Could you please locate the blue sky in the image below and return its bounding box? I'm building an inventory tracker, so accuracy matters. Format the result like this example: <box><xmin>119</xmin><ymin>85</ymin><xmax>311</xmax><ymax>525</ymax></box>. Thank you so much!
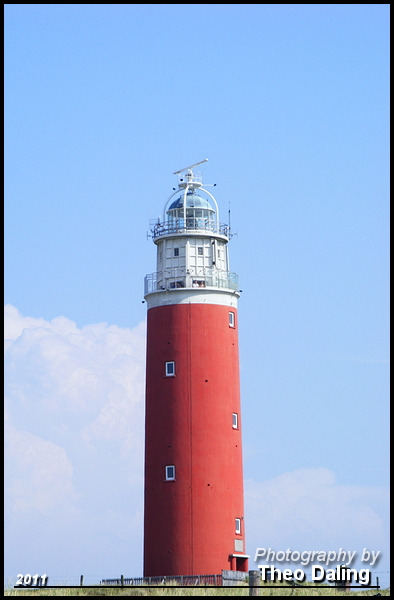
<box><xmin>5</xmin><ymin>4</ymin><xmax>390</xmax><ymax>587</ymax></box>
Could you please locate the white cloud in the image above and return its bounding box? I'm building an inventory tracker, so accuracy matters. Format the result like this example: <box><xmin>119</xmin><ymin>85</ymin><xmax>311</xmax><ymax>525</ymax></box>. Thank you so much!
<box><xmin>4</xmin><ymin>304</ymin><xmax>146</xmax><ymax>421</ymax></box>
<box><xmin>245</xmin><ymin>467</ymin><xmax>389</xmax><ymax>568</ymax></box>
<box><xmin>4</xmin><ymin>303</ymin><xmax>50</xmax><ymax>342</ymax></box>
<box><xmin>5</xmin><ymin>422</ymin><xmax>77</xmax><ymax>514</ymax></box>
<box><xmin>4</xmin><ymin>305</ymin><xmax>147</xmax><ymax>579</ymax></box>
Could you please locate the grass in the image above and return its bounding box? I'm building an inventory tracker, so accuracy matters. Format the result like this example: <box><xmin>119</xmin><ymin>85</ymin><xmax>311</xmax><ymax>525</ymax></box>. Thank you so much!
<box><xmin>4</xmin><ymin>581</ymin><xmax>390</xmax><ymax>597</ymax></box>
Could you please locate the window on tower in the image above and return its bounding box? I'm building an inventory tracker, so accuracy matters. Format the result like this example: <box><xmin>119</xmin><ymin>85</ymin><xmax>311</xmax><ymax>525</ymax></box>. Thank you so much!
<box><xmin>165</xmin><ymin>361</ymin><xmax>175</xmax><ymax>377</ymax></box>
<box><xmin>229</xmin><ymin>312</ymin><xmax>235</xmax><ymax>328</ymax></box>
<box><xmin>235</xmin><ymin>518</ymin><xmax>241</xmax><ymax>534</ymax></box>
<box><xmin>173</xmin><ymin>247</ymin><xmax>179</xmax><ymax>257</ymax></box>
<box><xmin>198</xmin><ymin>246</ymin><xmax>203</xmax><ymax>256</ymax></box>
<box><xmin>165</xmin><ymin>465</ymin><xmax>175</xmax><ymax>481</ymax></box>
<box><xmin>233</xmin><ymin>413</ymin><xmax>238</xmax><ymax>429</ymax></box>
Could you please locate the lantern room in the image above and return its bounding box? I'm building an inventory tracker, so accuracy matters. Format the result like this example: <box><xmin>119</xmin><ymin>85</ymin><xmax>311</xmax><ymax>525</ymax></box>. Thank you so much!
<box><xmin>166</xmin><ymin>190</ymin><xmax>216</xmax><ymax>232</ymax></box>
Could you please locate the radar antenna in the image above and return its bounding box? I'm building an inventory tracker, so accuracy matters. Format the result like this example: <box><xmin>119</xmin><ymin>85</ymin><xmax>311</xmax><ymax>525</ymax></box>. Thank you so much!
<box><xmin>173</xmin><ymin>159</ymin><xmax>208</xmax><ymax>175</ymax></box>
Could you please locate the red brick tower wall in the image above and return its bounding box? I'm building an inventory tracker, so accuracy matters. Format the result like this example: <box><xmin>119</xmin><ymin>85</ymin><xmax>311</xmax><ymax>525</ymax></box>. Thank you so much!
<box><xmin>144</xmin><ymin>302</ymin><xmax>247</xmax><ymax>576</ymax></box>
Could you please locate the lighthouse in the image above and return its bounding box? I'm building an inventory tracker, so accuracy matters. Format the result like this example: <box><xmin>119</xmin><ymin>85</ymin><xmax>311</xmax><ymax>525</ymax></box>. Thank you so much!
<box><xmin>143</xmin><ymin>160</ymin><xmax>248</xmax><ymax>577</ymax></box>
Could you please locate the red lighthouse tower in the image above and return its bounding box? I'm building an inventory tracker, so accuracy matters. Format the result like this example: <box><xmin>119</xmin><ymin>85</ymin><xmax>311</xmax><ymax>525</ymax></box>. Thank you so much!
<box><xmin>144</xmin><ymin>160</ymin><xmax>248</xmax><ymax>577</ymax></box>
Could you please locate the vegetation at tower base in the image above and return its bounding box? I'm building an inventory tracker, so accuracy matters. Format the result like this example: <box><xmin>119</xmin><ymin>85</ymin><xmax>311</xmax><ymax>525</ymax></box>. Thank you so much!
<box><xmin>5</xmin><ymin>581</ymin><xmax>390</xmax><ymax>596</ymax></box>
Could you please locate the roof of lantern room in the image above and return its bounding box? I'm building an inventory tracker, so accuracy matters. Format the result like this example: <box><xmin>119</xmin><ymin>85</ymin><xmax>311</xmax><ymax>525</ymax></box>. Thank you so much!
<box><xmin>168</xmin><ymin>190</ymin><xmax>215</xmax><ymax>213</ymax></box>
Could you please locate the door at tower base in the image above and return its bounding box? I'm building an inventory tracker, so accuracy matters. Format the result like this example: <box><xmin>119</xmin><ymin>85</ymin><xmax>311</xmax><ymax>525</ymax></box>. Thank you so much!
<box><xmin>144</xmin><ymin>302</ymin><xmax>247</xmax><ymax>577</ymax></box>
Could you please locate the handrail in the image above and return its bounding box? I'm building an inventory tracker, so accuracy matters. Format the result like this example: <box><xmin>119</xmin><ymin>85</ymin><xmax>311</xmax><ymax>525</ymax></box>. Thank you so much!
<box><xmin>144</xmin><ymin>269</ymin><xmax>239</xmax><ymax>295</ymax></box>
<box><xmin>149</xmin><ymin>219</ymin><xmax>229</xmax><ymax>239</ymax></box>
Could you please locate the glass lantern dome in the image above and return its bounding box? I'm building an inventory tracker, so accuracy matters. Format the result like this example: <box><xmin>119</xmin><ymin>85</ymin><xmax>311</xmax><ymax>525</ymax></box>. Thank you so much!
<box><xmin>167</xmin><ymin>190</ymin><xmax>215</xmax><ymax>231</ymax></box>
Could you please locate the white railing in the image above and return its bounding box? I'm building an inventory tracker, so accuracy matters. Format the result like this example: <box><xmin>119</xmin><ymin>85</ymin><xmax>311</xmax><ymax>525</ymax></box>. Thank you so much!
<box><xmin>144</xmin><ymin>269</ymin><xmax>239</xmax><ymax>295</ymax></box>
<box><xmin>177</xmin><ymin>171</ymin><xmax>203</xmax><ymax>186</ymax></box>
<box><xmin>149</xmin><ymin>219</ymin><xmax>229</xmax><ymax>239</ymax></box>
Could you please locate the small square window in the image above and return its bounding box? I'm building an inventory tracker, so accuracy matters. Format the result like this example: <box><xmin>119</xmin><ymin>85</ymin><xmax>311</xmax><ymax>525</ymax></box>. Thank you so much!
<box><xmin>174</xmin><ymin>247</ymin><xmax>179</xmax><ymax>257</ymax></box>
<box><xmin>229</xmin><ymin>312</ymin><xmax>235</xmax><ymax>328</ymax></box>
<box><xmin>235</xmin><ymin>518</ymin><xmax>241</xmax><ymax>534</ymax></box>
<box><xmin>166</xmin><ymin>465</ymin><xmax>175</xmax><ymax>481</ymax></box>
<box><xmin>165</xmin><ymin>361</ymin><xmax>175</xmax><ymax>376</ymax></box>
<box><xmin>198</xmin><ymin>247</ymin><xmax>203</xmax><ymax>256</ymax></box>
<box><xmin>233</xmin><ymin>413</ymin><xmax>238</xmax><ymax>429</ymax></box>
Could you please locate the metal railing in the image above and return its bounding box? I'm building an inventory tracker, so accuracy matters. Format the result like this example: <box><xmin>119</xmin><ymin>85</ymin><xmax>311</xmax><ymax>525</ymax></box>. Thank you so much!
<box><xmin>149</xmin><ymin>219</ymin><xmax>229</xmax><ymax>239</ymax></box>
<box><xmin>177</xmin><ymin>170</ymin><xmax>203</xmax><ymax>186</ymax></box>
<box><xmin>144</xmin><ymin>269</ymin><xmax>239</xmax><ymax>295</ymax></box>
<box><xmin>101</xmin><ymin>574</ymin><xmax>222</xmax><ymax>586</ymax></box>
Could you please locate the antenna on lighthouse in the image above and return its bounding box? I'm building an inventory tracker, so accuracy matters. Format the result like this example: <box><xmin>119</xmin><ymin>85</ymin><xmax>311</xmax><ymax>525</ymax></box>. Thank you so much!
<box><xmin>173</xmin><ymin>158</ymin><xmax>208</xmax><ymax>175</ymax></box>
<box><xmin>174</xmin><ymin>159</ymin><xmax>208</xmax><ymax>189</ymax></box>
